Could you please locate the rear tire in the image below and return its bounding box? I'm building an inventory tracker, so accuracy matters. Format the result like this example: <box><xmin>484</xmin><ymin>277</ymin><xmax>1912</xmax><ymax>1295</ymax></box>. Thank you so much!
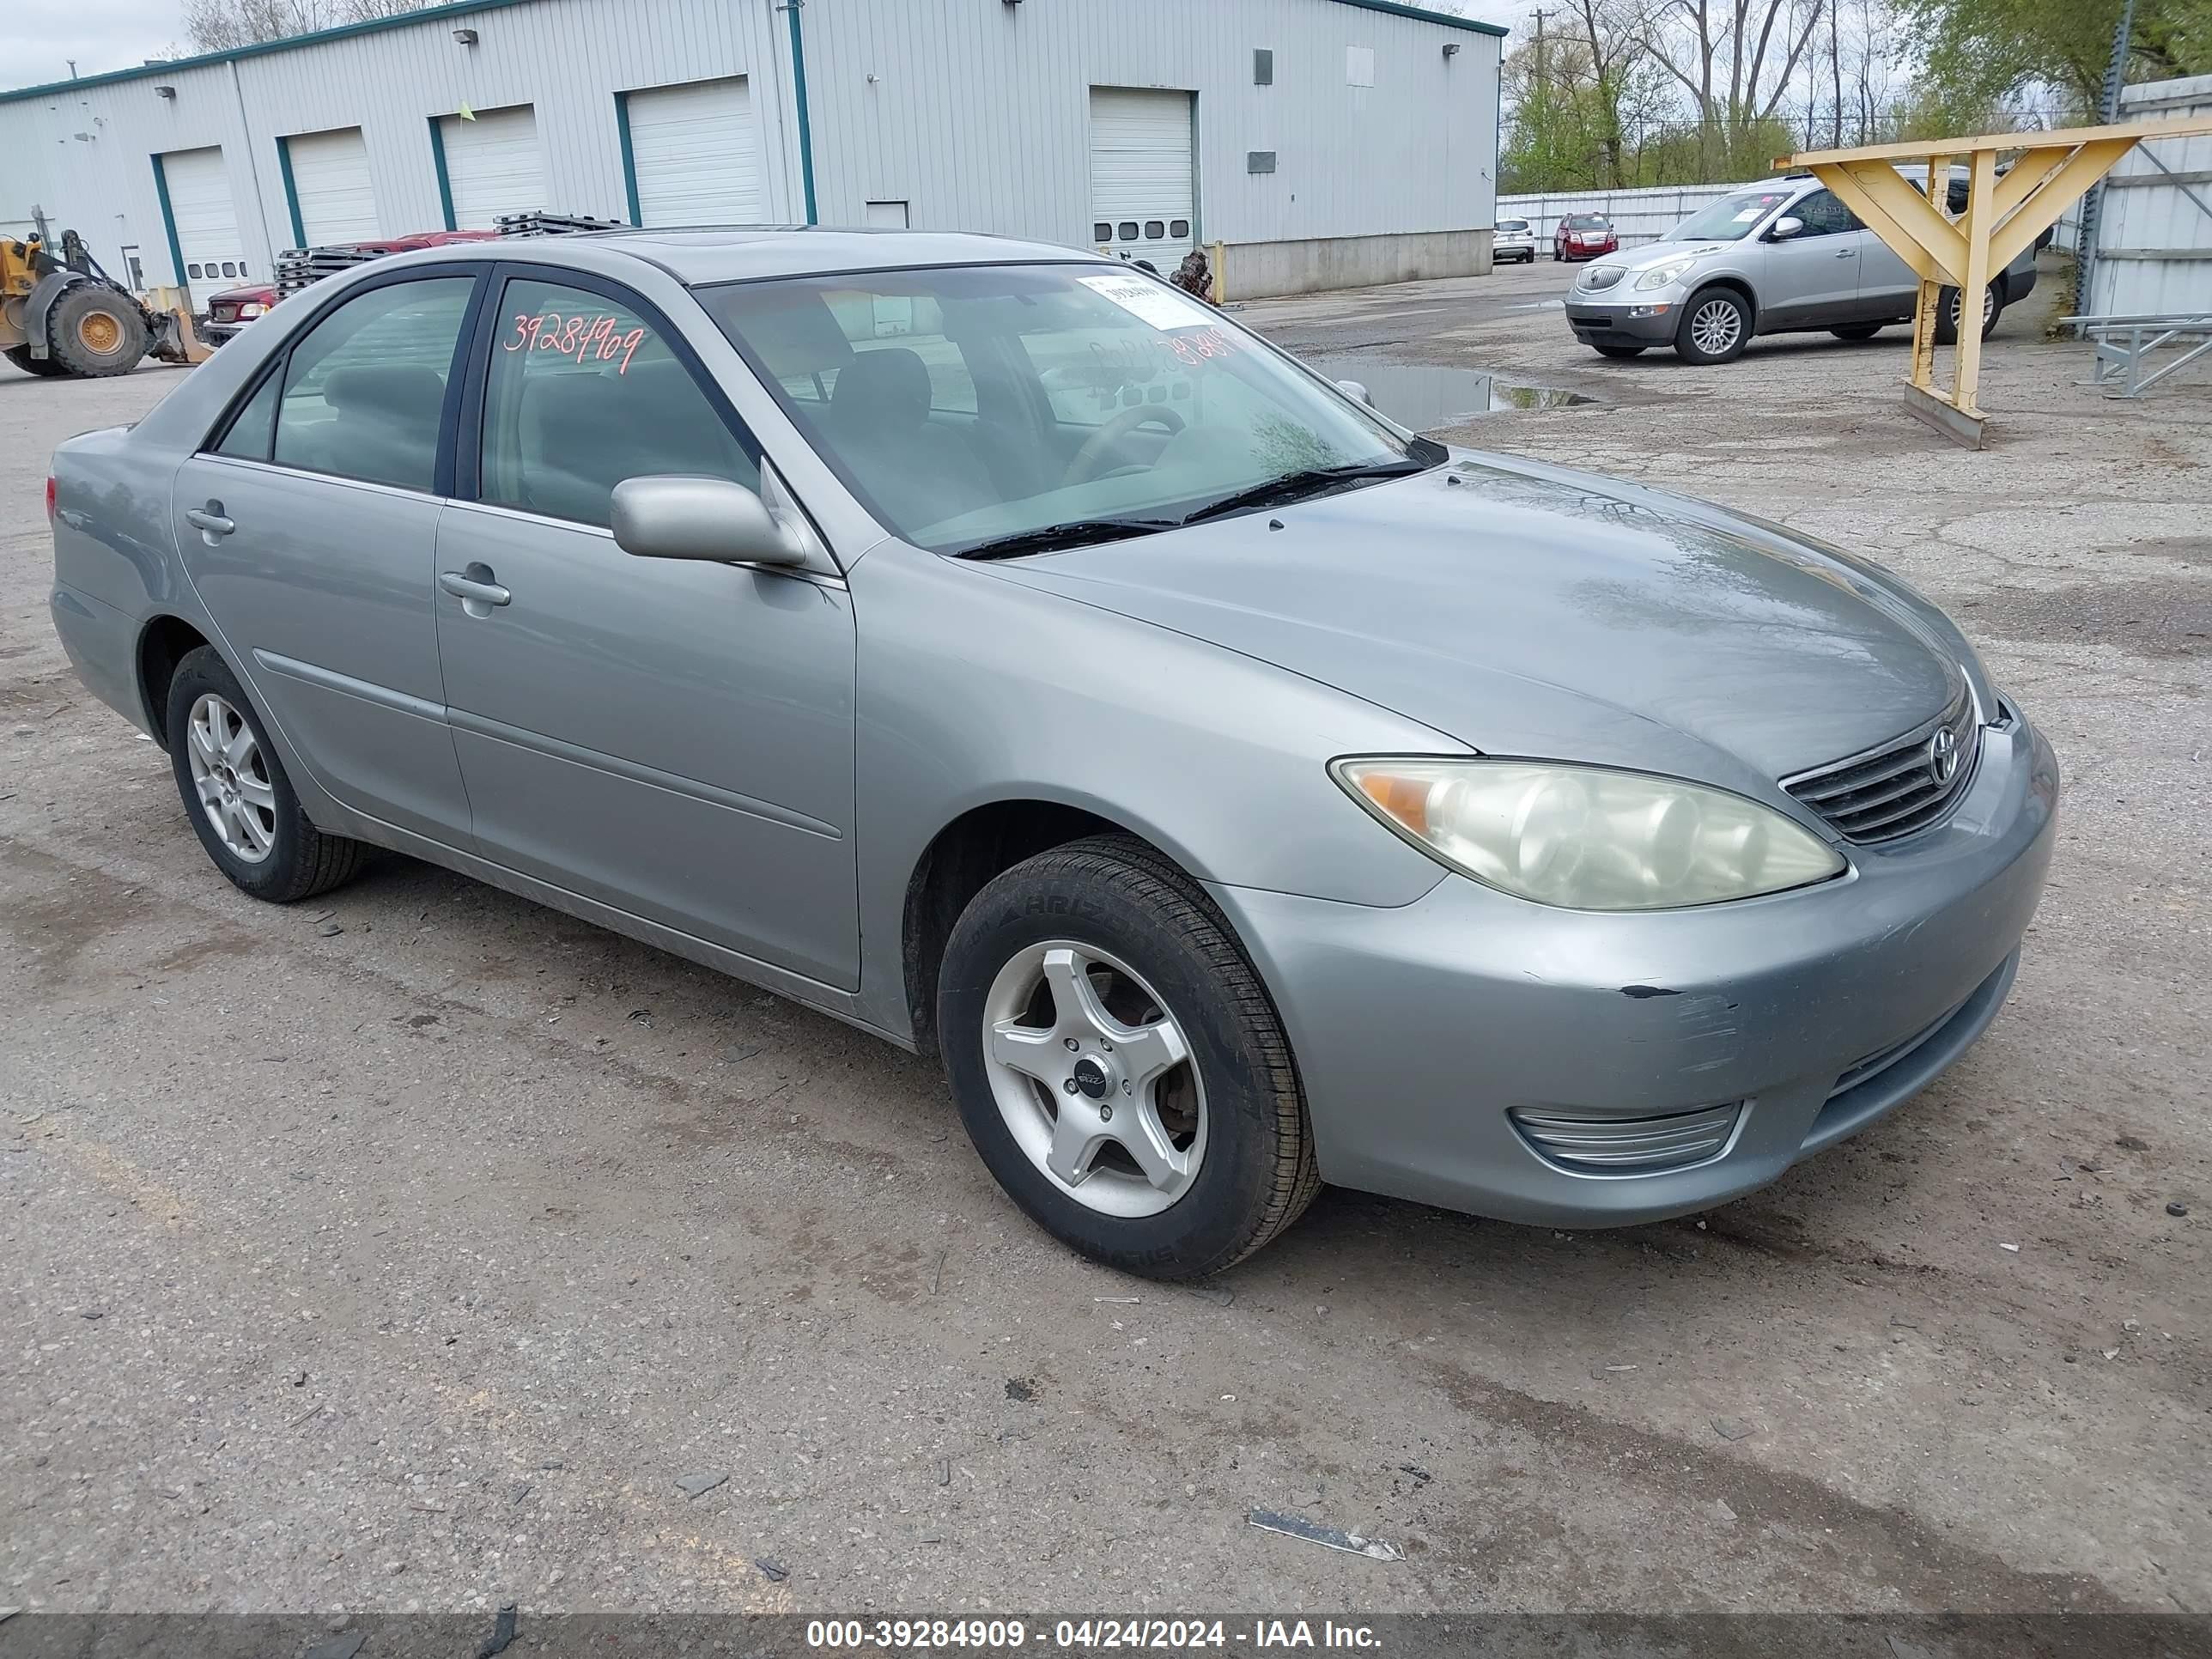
<box><xmin>165</xmin><ymin>646</ymin><xmax>368</xmax><ymax>904</ymax></box>
<box><xmin>939</xmin><ymin>834</ymin><xmax>1321</xmax><ymax>1279</ymax></box>
<box><xmin>1594</xmin><ymin>343</ymin><xmax>1647</xmax><ymax>359</ymax></box>
<box><xmin>1932</xmin><ymin>283</ymin><xmax>2000</xmax><ymax>345</ymax></box>
<box><xmin>1830</xmin><ymin>324</ymin><xmax>1884</xmax><ymax>341</ymax></box>
<box><xmin>4</xmin><ymin>345</ymin><xmax>67</xmax><ymax>378</ymax></box>
<box><xmin>1675</xmin><ymin>288</ymin><xmax>1751</xmax><ymax>364</ymax></box>
<box><xmin>46</xmin><ymin>286</ymin><xmax>149</xmax><ymax>378</ymax></box>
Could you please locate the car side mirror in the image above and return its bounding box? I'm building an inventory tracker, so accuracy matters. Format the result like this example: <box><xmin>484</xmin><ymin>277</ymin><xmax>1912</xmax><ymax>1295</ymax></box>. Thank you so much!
<box><xmin>1768</xmin><ymin>216</ymin><xmax>1806</xmax><ymax>241</ymax></box>
<box><xmin>610</xmin><ymin>475</ymin><xmax>806</xmax><ymax>568</ymax></box>
<box><xmin>1334</xmin><ymin>378</ymin><xmax>1375</xmax><ymax>407</ymax></box>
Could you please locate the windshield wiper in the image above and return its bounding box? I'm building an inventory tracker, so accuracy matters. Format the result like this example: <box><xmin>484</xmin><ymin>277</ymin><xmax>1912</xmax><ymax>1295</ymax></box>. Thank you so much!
<box><xmin>953</xmin><ymin>518</ymin><xmax>1183</xmax><ymax>561</ymax></box>
<box><xmin>1178</xmin><ymin>459</ymin><xmax>1431</xmax><ymax>526</ymax></box>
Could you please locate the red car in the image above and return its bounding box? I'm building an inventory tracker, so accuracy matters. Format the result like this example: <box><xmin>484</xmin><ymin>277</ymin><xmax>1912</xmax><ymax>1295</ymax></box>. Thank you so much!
<box><xmin>1553</xmin><ymin>213</ymin><xmax>1618</xmax><ymax>262</ymax></box>
<box><xmin>198</xmin><ymin>282</ymin><xmax>280</xmax><ymax>349</ymax></box>
<box><xmin>201</xmin><ymin>229</ymin><xmax>501</xmax><ymax>347</ymax></box>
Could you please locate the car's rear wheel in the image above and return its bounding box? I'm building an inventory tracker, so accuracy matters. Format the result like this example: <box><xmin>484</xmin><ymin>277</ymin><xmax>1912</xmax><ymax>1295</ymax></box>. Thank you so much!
<box><xmin>1594</xmin><ymin>343</ymin><xmax>1647</xmax><ymax>359</ymax></box>
<box><xmin>1830</xmin><ymin>324</ymin><xmax>1885</xmax><ymax>341</ymax></box>
<box><xmin>1675</xmin><ymin>289</ymin><xmax>1751</xmax><ymax>364</ymax></box>
<box><xmin>1932</xmin><ymin>283</ymin><xmax>2000</xmax><ymax>345</ymax></box>
<box><xmin>165</xmin><ymin>646</ymin><xmax>368</xmax><ymax>903</ymax></box>
<box><xmin>939</xmin><ymin>835</ymin><xmax>1320</xmax><ymax>1279</ymax></box>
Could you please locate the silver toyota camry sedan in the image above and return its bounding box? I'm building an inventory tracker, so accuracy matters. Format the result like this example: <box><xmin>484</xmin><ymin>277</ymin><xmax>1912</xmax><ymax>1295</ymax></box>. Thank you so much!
<box><xmin>46</xmin><ymin>229</ymin><xmax>2057</xmax><ymax>1278</ymax></box>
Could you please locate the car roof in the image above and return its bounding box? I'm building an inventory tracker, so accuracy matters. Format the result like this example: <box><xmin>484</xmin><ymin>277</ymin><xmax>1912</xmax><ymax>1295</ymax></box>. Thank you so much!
<box><xmin>375</xmin><ymin>225</ymin><xmax>1111</xmax><ymax>285</ymax></box>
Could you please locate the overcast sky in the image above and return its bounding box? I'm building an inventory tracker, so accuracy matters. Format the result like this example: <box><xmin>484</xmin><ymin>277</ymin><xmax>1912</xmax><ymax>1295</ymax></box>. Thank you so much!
<box><xmin>3</xmin><ymin>0</ymin><xmax>1534</xmax><ymax>89</ymax></box>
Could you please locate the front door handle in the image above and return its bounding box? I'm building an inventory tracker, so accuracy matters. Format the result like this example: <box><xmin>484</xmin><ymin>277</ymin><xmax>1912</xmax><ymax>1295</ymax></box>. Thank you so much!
<box><xmin>440</xmin><ymin>566</ymin><xmax>512</xmax><ymax>617</ymax></box>
<box><xmin>1834</xmin><ymin>248</ymin><xmax>1856</xmax><ymax>259</ymax></box>
<box><xmin>185</xmin><ymin>502</ymin><xmax>234</xmax><ymax>540</ymax></box>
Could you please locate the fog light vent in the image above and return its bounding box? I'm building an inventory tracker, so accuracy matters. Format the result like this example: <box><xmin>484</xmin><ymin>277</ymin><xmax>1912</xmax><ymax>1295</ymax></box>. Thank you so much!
<box><xmin>1510</xmin><ymin>1103</ymin><xmax>1741</xmax><ymax>1174</ymax></box>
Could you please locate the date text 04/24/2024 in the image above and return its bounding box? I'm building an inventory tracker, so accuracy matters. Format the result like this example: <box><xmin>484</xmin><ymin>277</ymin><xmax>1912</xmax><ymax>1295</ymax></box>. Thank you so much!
<box><xmin>804</xmin><ymin>1619</ymin><xmax>1383</xmax><ymax>1650</ymax></box>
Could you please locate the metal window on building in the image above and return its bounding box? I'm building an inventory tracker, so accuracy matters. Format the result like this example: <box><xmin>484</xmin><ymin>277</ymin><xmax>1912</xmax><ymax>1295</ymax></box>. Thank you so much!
<box><xmin>1254</xmin><ymin>48</ymin><xmax>1273</xmax><ymax>86</ymax></box>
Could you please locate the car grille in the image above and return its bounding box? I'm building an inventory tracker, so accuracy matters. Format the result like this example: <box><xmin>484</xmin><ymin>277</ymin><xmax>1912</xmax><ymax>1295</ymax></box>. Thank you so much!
<box><xmin>1510</xmin><ymin>1103</ymin><xmax>1742</xmax><ymax>1174</ymax></box>
<box><xmin>1581</xmin><ymin>265</ymin><xmax>1626</xmax><ymax>291</ymax></box>
<box><xmin>1783</xmin><ymin>684</ymin><xmax>1978</xmax><ymax>843</ymax></box>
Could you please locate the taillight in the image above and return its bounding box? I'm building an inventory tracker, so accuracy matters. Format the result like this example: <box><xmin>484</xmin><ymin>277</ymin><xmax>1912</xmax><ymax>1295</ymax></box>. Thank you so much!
<box><xmin>46</xmin><ymin>477</ymin><xmax>58</xmax><ymax>520</ymax></box>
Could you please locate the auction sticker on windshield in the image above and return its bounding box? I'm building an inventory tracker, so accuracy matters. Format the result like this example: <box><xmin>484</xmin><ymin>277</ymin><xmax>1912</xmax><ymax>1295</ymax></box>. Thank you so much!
<box><xmin>1079</xmin><ymin>272</ymin><xmax>1217</xmax><ymax>332</ymax></box>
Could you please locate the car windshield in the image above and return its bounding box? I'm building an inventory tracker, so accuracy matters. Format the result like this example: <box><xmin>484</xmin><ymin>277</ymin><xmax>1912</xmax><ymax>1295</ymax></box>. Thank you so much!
<box><xmin>1568</xmin><ymin>216</ymin><xmax>1609</xmax><ymax>228</ymax></box>
<box><xmin>1664</xmin><ymin>189</ymin><xmax>1794</xmax><ymax>243</ymax></box>
<box><xmin>1498</xmin><ymin>219</ymin><xmax>1529</xmax><ymax>232</ymax></box>
<box><xmin>697</xmin><ymin>264</ymin><xmax>1424</xmax><ymax>553</ymax></box>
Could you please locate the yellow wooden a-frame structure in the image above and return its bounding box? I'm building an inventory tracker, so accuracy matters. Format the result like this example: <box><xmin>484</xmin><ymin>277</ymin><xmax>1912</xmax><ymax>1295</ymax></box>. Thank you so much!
<box><xmin>1784</xmin><ymin>119</ymin><xmax>2212</xmax><ymax>447</ymax></box>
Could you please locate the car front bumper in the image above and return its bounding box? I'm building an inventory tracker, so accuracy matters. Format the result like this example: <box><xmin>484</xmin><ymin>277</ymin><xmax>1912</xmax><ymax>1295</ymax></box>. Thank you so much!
<box><xmin>1207</xmin><ymin>710</ymin><xmax>2059</xmax><ymax>1227</ymax></box>
<box><xmin>1566</xmin><ymin>295</ymin><xmax>1686</xmax><ymax>345</ymax></box>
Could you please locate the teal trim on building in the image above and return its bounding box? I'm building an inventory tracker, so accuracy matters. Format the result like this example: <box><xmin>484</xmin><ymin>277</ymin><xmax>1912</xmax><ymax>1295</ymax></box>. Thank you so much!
<box><xmin>782</xmin><ymin>0</ymin><xmax>817</xmax><ymax>225</ymax></box>
<box><xmin>1</xmin><ymin>0</ymin><xmax>542</xmax><ymax>104</ymax></box>
<box><xmin>428</xmin><ymin>117</ymin><xmax>457</xmax><ymax>231</ymax></box>
<box><xmin>614</xmin><ymin>90</ymin><xmax>643</xmax><ymax>226</ymax></box>
<box><xmin>150</xmin><ymin>153</ymin><xmax>187</xmax><ymax>287</ymax></box>
<box><xmin>1332</xmin><ymin>0</ymin><xmax>1507</xmax><ymax>35</ymax></box>
<box><xmin>275</xmin><ymin>135</ymin><xmax>307</xmax><ymax>248</ymax></box>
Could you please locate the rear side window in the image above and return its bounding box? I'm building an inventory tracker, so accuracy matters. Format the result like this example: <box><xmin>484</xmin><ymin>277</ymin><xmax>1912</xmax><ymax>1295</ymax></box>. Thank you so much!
<box><xmin>264</xmin><ymin>276</ymin><xmax>475</xmax><ymax>492</ymax></box>
<box><xmin>477</xmin><ymin>276</ymin><xmax>758</xmax><ymax>529</ymax></box>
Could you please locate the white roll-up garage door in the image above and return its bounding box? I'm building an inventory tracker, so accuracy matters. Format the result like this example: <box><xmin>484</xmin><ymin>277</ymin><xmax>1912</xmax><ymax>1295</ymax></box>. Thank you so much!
<box><xmin>1088</xmin><ymin>88</ymin><xmax>1196</xmax><ymax>266</ymax></box>
<box><xmin>439</xmin><ymin>105</ymin><xmax>544</xmax><ymax>229</ymax></box>
<box><xmin>286</xmin><ymin>127</ymin><xmax>379</xmax><ymax>246</ymax></box>
<box><xmin>160</xmin><ymin>145</ymin><xmax>249</xmax><ymax>289</ymax></box>
<box><xmin>624</xmin><ymin>77</ymin><xmax>763</xmax><ymax>228</ymax></box>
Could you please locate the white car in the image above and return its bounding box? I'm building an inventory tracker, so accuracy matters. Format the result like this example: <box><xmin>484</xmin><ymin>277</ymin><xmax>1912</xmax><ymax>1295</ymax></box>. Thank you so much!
<box><xmin>1494</xmin><ymin>217</ymin><xmax>1536</xmax><ymax>264</ymax></box>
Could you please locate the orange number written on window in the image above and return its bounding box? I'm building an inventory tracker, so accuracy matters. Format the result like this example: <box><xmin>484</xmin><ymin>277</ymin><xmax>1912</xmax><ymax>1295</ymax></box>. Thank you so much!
<box><xmin>504</xmin><ymin>310</ymin><xmax>649</xmax><ymax>373</ymax></box>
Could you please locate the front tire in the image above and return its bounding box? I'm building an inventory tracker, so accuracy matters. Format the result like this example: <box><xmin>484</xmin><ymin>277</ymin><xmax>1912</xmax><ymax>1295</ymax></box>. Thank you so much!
<box><xmin>1675</xmin><ymin>288</ymin><xmax>1751</xmax><ymax>364</ymax></box>
<box><xmin>165</xmin><ymin>646</ymin><xmax>368</xmax><ymax>903</ymax></box>
<box><xmin>939</xmin><ymin>835</ymin><xmax>1320</xmax><ymax>1279</ymax></box>
<box><xmin>46</xmin><ymin>286</ymin><xmax>149</xmax><ymax>378</ymax></box>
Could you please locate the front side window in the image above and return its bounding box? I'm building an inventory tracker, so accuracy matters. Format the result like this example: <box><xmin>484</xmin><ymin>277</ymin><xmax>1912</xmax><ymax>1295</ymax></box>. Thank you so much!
<box><xmin>1787</xmin><ymin>189</ymin><xmax>1860</xmax><ymax>238</ymax></box>
<box><xmin>700</xmin><ymin>264</ymin><xmax>1422</xmax><ymax>554</ymax></box>
<box><xmin>478</xmin><ymin>276</ymin><xmax>757</xmax><ymax>528</ymax></box>
<box><xmin>267</xmin><ymin>275</ymin><xmax>475</xmax><ymax>491</ymax></box>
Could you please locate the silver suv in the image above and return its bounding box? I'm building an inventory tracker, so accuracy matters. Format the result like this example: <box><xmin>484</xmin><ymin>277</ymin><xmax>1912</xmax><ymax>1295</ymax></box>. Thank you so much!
<box><xmin>1565</xmin><ymin>171</ymin><xmax>2039</xmax><ymax>364</ymax></box>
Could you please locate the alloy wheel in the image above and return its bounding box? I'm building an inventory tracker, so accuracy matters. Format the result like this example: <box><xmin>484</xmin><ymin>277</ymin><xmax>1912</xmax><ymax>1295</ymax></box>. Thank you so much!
<box><xmin>186</xmin><ymin>693</ymin><xmax>276</xmax><ymax>863</ymax></box>
<box><xmin>981</xmin><ymin>939</ymin><xmax>1206</xmax><ymax>1218</ymax></box>
<box><xmin>1690</xmin><ymin>298</ymin><xmax>1742</xmax><ymax>357</ymax></box>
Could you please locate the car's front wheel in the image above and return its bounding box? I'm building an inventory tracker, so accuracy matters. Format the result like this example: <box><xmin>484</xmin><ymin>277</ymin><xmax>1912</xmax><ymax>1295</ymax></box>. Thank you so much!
<box><xmin>1675</xmin><ymin>288</ymin><xmax>1751</xmax><ymax>364</ymax></box>
<box><xmin>165</xmin><ymin>646</ymin><xmax>368</xmax><ymax>903</ymax></box>
<box><xmin>939</xmin><ymin>835</ymin><xmax>1320</xmax><ymax>1279</ymax></box>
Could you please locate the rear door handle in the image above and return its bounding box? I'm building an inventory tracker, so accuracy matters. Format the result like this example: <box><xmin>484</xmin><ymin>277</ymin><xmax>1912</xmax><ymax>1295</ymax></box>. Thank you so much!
<box><xmin>185</xmin><ymin>504</ymin><xmax>234</xmax><ymax>538</ymax></box>
<box><xmin>439</xmin><ymin>567</ymin><xmax>512</xmax><ymax>617</ymax></box>
<box><xmin>1834</xmin><ymin>248</ymin><xmax>1856</xmax><ymax>259</ymax></box>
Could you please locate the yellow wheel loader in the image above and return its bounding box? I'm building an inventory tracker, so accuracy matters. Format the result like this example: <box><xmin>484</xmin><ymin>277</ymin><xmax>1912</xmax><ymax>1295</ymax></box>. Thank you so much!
<box><xmin>3</xmin><ymin>227</ymin><xmax>191</xmax><ymax>379</ymax></box>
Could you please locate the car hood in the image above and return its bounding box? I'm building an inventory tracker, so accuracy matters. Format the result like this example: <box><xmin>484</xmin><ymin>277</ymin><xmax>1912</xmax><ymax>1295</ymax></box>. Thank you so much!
<box><xmin>1583</xmin><ymin>240</ymin><xmax>1728</xmax><ymax>282</ymax></box>
<box><xmin>990</xmin><ymin>452</ymin><xmax>1968</xmax><ymax>791</ymax></box>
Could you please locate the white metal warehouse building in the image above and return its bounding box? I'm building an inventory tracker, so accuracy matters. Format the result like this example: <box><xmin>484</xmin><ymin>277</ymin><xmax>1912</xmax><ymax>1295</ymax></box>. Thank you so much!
<box><xmin>0</xmin><ymin>0</ymin><xmax>1503</xmax><ymax>305</ymax></box>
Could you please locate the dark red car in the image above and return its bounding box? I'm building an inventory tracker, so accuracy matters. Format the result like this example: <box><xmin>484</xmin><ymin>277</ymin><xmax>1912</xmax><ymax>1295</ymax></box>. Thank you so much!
<box><xmin>1553</xmin><ymin>213</ymin><xmax>1618</xmax><ymax>263</ymax></box>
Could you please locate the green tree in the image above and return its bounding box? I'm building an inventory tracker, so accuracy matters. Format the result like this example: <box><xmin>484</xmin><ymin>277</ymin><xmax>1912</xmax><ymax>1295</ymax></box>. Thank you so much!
<box><xmin>1895</xmin><ymin>0</ymin><xmax>2212</xmax><ymax>120</ymax></box>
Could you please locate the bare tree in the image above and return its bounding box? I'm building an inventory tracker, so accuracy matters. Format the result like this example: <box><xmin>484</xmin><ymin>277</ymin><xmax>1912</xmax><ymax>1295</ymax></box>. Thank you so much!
<box><xmin>1640</xmin><ymin>0</ymin><xmax>1829</xmax><ymax>173</ymax></box>
<box><xmin>184</xmin><ymin>0</ymin><xmax>434</xmax><ymax>50</ymax></box>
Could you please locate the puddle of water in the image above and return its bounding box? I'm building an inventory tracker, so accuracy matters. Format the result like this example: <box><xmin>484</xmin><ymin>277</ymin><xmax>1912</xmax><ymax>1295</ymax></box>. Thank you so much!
<box><xmin>1316</xmin><ymin>360</ymin><xmax>1593</xmax><ymax>427</ymax></box>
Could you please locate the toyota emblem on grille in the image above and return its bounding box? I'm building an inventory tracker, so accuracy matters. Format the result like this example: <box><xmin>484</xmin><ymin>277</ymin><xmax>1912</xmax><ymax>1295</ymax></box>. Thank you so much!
<box><xmin>1927</xmin><ymin>725</ymin><xmax>1960</xmax><ymax>786</ymax></box>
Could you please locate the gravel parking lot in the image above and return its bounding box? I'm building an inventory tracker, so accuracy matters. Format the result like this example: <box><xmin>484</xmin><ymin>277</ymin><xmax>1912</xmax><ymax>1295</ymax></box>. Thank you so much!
<box><xmin>3</xmin><ymin>254</ymin><xmax>2206</xmax><ymax>1621</ymax></box>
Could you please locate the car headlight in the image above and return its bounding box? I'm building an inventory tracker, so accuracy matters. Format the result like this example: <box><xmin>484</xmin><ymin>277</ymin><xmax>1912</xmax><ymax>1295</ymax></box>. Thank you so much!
<box><xmin>238</xmin><ymin>303</ymin><xmax>267</xmax><ymax>319</ymax></box>
<box><xmin>1636</xmin><ymin>258</ymin><xmax>1698</xmax><ymax>290</ymax></box>
<box><xmin>1333</xmin><ymin>758</ymin><xmax>1845</xmax><ymax>910</ymax></box>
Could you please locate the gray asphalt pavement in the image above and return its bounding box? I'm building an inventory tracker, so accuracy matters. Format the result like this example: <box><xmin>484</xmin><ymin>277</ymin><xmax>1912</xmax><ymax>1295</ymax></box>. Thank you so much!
<box><xmin>2</xmin><ymin>254</ymin><xmax>2206</xmax><ymax>1620</ymax></box>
